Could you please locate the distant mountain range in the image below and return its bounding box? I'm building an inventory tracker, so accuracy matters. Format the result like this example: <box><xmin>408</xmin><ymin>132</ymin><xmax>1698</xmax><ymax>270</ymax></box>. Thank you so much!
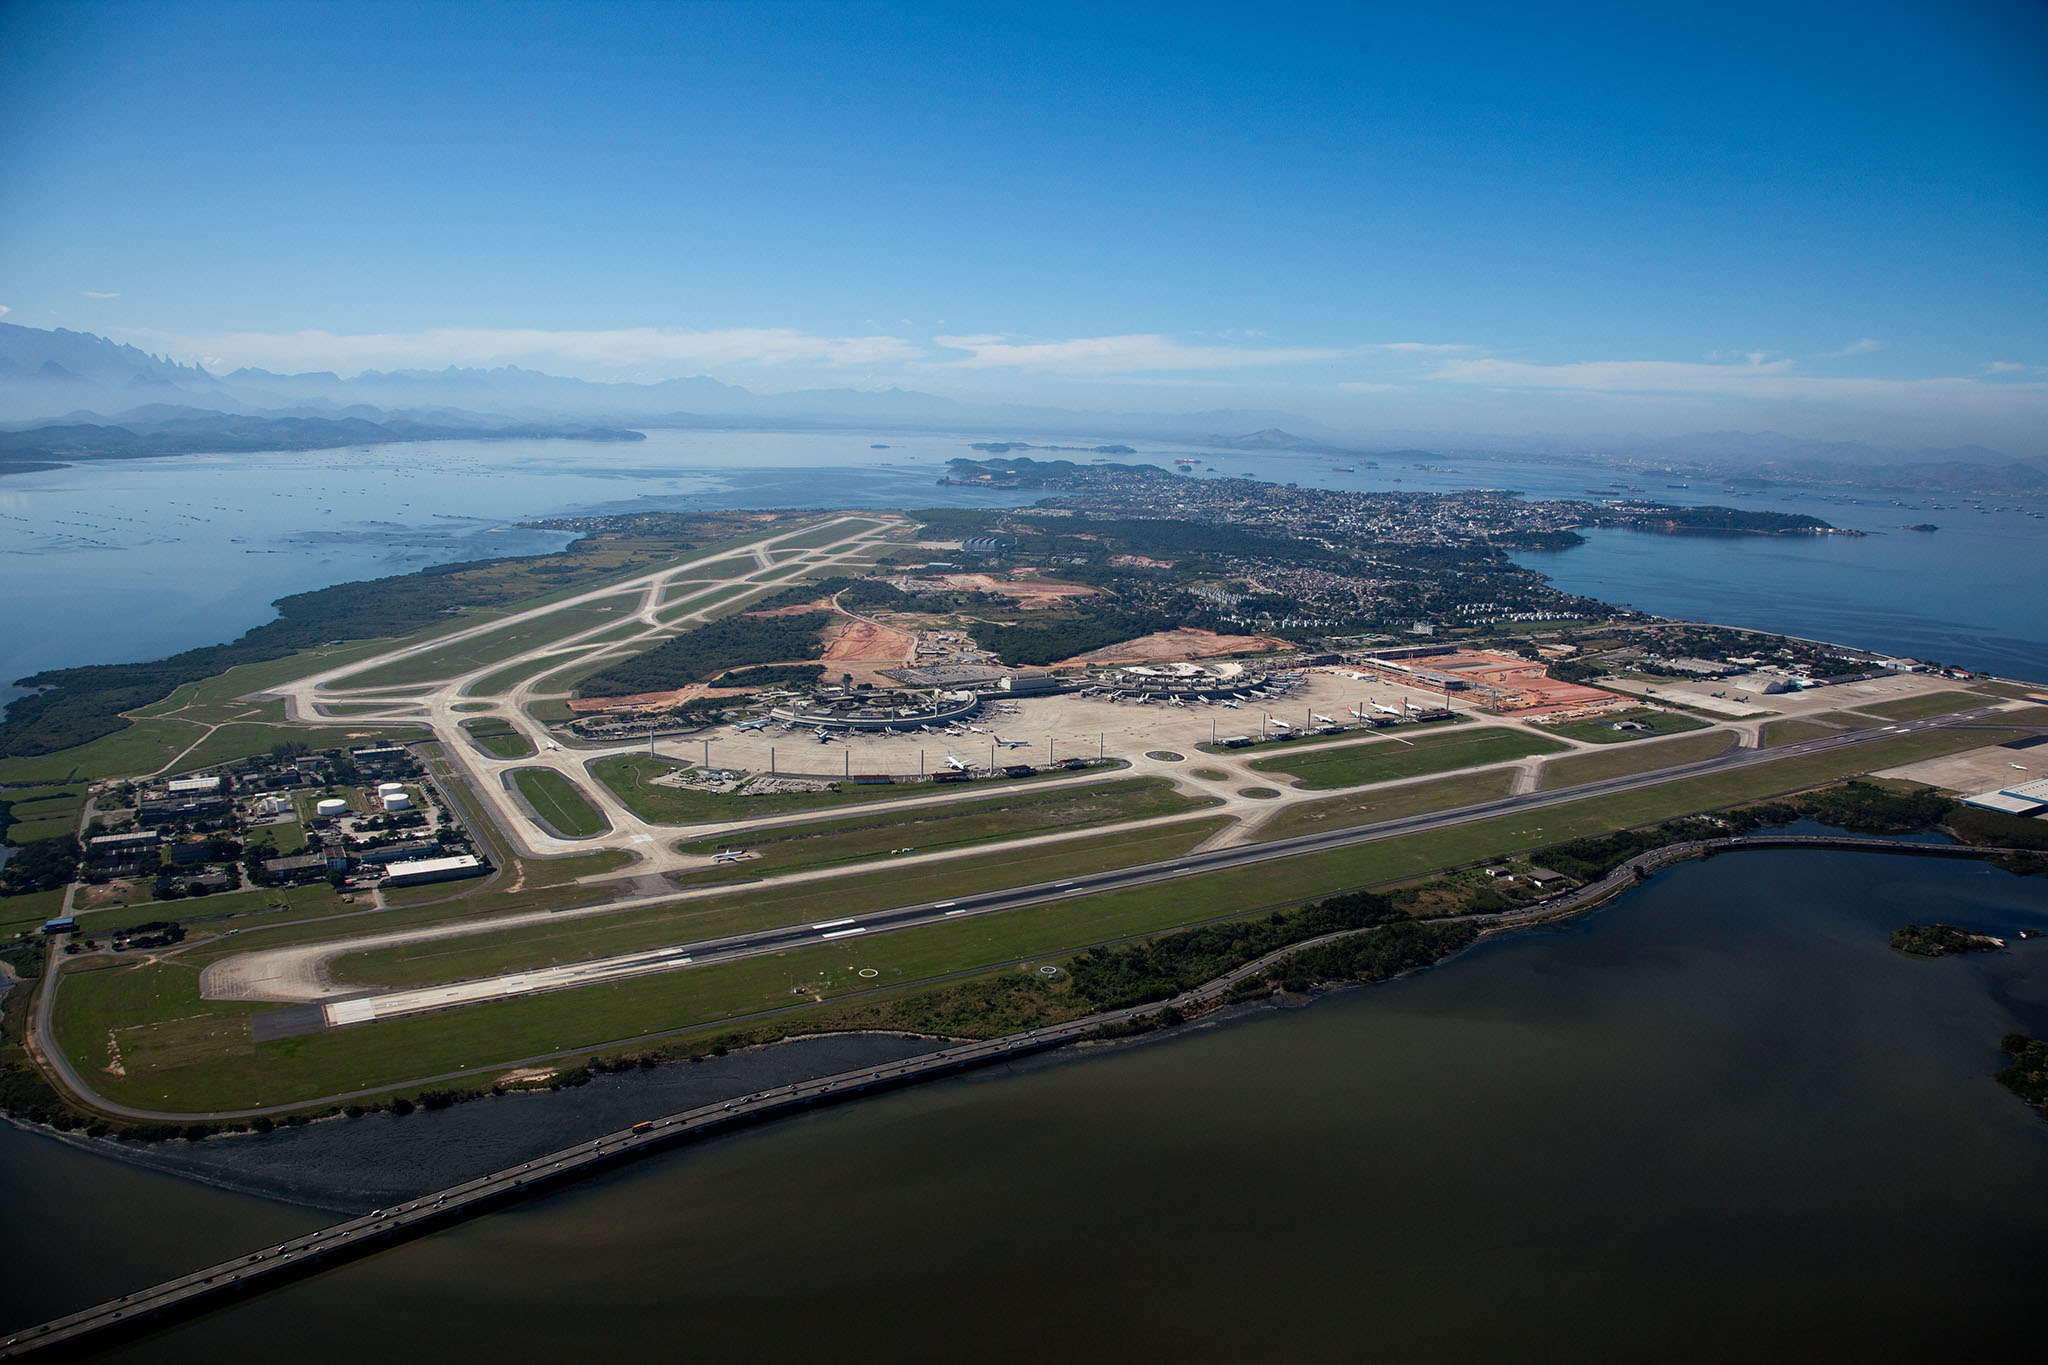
<box><xmin>0</xmin><ymin>322</ymin><xmax>2039</xmax><ymax>493</ymax></box>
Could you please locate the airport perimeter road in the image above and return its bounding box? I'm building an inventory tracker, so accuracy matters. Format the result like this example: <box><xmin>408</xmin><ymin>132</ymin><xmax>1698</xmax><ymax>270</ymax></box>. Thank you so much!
<box><xmin>235</xmin><ymin>705</ymin><xmax>2033</xmax><ymax>1030</ymax></box>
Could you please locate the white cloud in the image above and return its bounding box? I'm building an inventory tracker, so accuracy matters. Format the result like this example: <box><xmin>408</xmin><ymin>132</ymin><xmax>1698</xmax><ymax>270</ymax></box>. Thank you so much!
<box><xmin>1819</xmin><ymin>337</ymin><xmax>1883</xmax><ymax>358</ymax></box>
<box><xmin>931</xmin><ymin>332</ymin><xmax>1356</xmax><ymax>373</ymax></box>
<box><xmin>130</xmin><ymin>325</ymin><xmax>921</xmax><ymax>377</ymax></box>
<box><xmin>0</xmin><ymin>304</ymin><xmax>9</xmax><ymax>317</ymax></box>
<box><xmin>1374</xmin><ymin>341</ymin><xmax>1472</xmax><ymax>353</ymax></box>
<box><xmin>82</xmin><ymin>290</ymin><xmax>119</xmax><ymax>299</ymax></box>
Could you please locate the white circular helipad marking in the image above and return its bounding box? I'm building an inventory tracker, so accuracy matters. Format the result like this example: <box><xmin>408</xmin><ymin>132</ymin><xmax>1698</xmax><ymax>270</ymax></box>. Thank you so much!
<box><xmin>858</xmin><ymin>968</ymin><xmax>879</xmax><ymax>978</ymax></box>
<box><xmin>1038</xmin><ymin>965</ymin><xmax>1060</xmax><ymax>977</ymax></box>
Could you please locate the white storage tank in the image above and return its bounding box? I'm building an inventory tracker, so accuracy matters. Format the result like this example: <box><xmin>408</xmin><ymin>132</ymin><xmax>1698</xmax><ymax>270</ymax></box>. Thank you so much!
<box><xmin>381</xmin><ymin>792</ymin><xmax>412</xmax><ymax>812</ymax></box>
<box><xmin>376</xmin><ymin>781</ymin><xmax>406</xmax><ymax>797</ymax></box>
<box><xmin>315</xmin><ymin>798</ymin><xmax>350</xmax><ymax>818</ymax></box>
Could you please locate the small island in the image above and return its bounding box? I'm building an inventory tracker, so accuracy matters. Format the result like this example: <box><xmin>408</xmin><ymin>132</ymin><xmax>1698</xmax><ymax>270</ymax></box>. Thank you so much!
<box><xmin>1889</xmin><ymin>923</ymin><xmax>2006</xmax><ymax>956</ymax></box>
<box><xmin>1998</xmin><ymin>1035</ymin><xmax>2048</xmax><ymax>1122</ymax></box>
<box><xmin>1903</xmin><ymin>523</ymin><xmax>1938</xmax><ymax>532</ymax></box>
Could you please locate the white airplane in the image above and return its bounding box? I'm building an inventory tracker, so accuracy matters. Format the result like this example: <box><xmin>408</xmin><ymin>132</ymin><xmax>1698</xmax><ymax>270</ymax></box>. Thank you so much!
<box><xmin>968</xmin><ymin>725</ymin><xmax>988</xmax><ymax>733</ymax></box>
<box><xmin>1371</xmin><ymin>701</ymin><xmax>1403</xmax><ymax>716</ymax></box>
<box><xmin>945</xmin><ymin>755</ymin><xmax>970</xmax><ymax>771</ymax></box>
<box><xmin>1221</xmin><ymin>699</ymin><xmax>1240</xmax><ymax>709</ymax></box>
<box><xmin>1169</xmin><ymin>695</ymin><xmax>1186</xmax><ymax>707</ymax></box>
<box><xmin>814</xmin><ymin>727</ymin><xmax>836</xmax><ymax>743</ymax></box>
<box><xmin>1268</xmin><ymin>717</ymin><xmax>1293</xmax><ymax>731</ymax></box>
<box><xmin>711</xmin><ymin>849</ymin><xmax>747</xmax><ymax>864</ymax></box>
<box><xmin>1314</xmin><ymin>714</ymin><xmax>1336</xmax><ymax>726</ymax></box>
<box><xmin>543</xmin><ymin>739</ymin><xmax>560</xmax><ymax>750</ymax></box>
<box><xmin>994</xmin><ymin>735</ymin><xmax>1030</xmax><ymax>749</ymax></box>
<box><xmin>734</xmin><ymin>718</ymin><xmax>771</xmax><ymax>731</ymax></box>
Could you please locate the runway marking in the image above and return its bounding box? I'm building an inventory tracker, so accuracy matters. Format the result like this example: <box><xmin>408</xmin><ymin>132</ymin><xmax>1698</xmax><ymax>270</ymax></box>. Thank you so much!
<box><xmin>812</xmin><ymin>917</ymin><xmax>857</xmax><ymax>929</ymax></box>
<box><xmin>821</xmin><ymin>926</ymin><xmax>866</xmax><ymax>939</ymax></box>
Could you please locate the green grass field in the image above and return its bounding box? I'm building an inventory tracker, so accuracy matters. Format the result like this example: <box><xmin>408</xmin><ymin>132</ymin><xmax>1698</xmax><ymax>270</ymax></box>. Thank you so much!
<box><xmin>1249</xmin><ymin>726</ymin><xmax>1567</xmax><ymax>789</ymax></box>
<box><xmin>1839</xmin><ymin>689</ymin><xmax>1989</xmax><ymax>722</ymax></box>
<box><xmin>1760</xmin><ymin>718</ymin><xmax>1843</xmax><ymax>748</ymax></box>
<box><xmin>1536</xmin><ymin>708</ymin><xmax>1710</xmax><ymax>744</ymax></box>
<box><xmin>325</xmin><ymin>817</ymin><xmax>1233</xmax><ymax>996</ymax></box>
<box><xmin>1251</xmin><ymin>768</ymin><xmax>1517</xmax><ymax>842</ymax></box>
<box><xmin>671</xmin><ymin>778</ymin><xmax>1218</xmax><ymax>882</ymax></box>
<box><xmin>1537</xmin><ymin>731</ymin><xmax>1736</xmax><ymax>789</ymax></box>
<box><xmin>328</xmin><ymin>593</ymin><xmax>646</xmax><ymax>690</ymax></box>
<box><xmin>510</xmin><ymin>769</ymin><xmax>609</xmax><ymax>838</ymax></box>
<box><xmin>459</xmin><ymin>717</ymin><xmax>535</xmax><ymax>760</ymax></box>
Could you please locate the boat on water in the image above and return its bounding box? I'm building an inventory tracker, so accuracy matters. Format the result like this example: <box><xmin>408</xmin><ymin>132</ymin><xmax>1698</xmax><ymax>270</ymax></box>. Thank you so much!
<box><xmin>1331</xmin><ymin>466</ymin><xmax>1354</xmax><ymax>472</ymax></box>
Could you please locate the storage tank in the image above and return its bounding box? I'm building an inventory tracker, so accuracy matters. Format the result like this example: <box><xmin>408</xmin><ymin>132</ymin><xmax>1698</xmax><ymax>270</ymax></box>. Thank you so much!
<box><xmin>381</xmin><ymin>792</ymin><xmax>412</xmax><ymax>812</ymax></box>
<box><xmin>376</xmin><ymin>781</ymin><xmax>406</xmax><ymax>797</ymax></box>
<box><xmin>314</xmin><ymin>798</ymin><xmax>349</xmax><ymax>818</ymax></box>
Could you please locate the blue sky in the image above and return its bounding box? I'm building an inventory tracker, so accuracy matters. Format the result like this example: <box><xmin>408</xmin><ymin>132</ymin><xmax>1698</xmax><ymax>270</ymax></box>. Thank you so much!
<box><xmin>2</xmin><ymin>0</ymin><xmax>2044</xmax><ymax>449</ymax></box>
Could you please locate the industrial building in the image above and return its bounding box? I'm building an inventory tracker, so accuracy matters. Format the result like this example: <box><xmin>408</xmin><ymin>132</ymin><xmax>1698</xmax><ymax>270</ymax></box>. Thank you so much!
<box><xmin>381</xmin><ymin>853</ymin><xmax>487</xmax><ymax>888</ymax></box>
<box><xmin>1962</xmin><ymin>777</ymin><xmax>2048</xmax><ymax>817</ymax></box>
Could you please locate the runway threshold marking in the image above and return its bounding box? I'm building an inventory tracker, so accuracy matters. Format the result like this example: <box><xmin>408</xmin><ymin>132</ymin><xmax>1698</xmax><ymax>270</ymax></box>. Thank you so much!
<box><xmin>821</xmin><ymin>927</ymin><xmax>866</xmax><ymax>939</ymax></box>
<box><xmin>812</xmin><ymin>917</ymin><xmax>857</xmax><ymax>929</ymax></box>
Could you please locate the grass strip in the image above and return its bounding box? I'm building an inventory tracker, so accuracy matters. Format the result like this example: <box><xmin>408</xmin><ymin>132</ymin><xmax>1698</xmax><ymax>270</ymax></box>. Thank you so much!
<box><xmin>1538</xmin><ymin>731</ymin><xmax>1736</xmax><ymax>789</ymax></box>
<box><xmin>1249</xmin><ymin>726</ymin><xmax>1566</xmax><ymax>789</ymax></box>
<box><xmin>510</xmin><ymin>769</ymin><xmax>609</xmax><ymax>838</ymax></box>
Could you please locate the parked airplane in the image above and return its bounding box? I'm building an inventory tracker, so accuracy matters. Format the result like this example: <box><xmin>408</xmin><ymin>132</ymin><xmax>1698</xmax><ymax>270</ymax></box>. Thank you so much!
<box><xmin>968</xmin><ymin>725</ymin><xmax>988</xmax><ymax>733</ymax></box>
<box><xmin>1221</xmin><ymin>699</ymin><xmax>1240</xmax><ymax>709</ymax></box>
<box><xmin>994</xmin><ymin>735</ymin><xmax>1030</xmax><ymax>749</ymax></box>
<box><xmin>543</xmin><ymin>739</ymin><xmax>560</xmax><ymax>750</ymax></box>
<box><xmin>1313</xmin><ymin>714</ymin><xmax>1335</xmax><ymax>726</ymax></box>
<box><xmin>814</xmin><ymin>727</ymin><xmax>836</xmax><ymax>743</ymax></box>
<box><xmin>711</xmin><ymin>849</ymin><xmax>747</xmax><ymax>865</ymax></box>
<box><xmin>1169</xmin><ymin>695</ymin><xmax>1187</xmax><ymax>707</ymax></box>
<box><xmin>1268</xmin><ymin>717</ymin><xmax>1293</xmax><ymax>730</ymax></box>
<box><xmin>734</xmin><ymin>718</ymin><xmax>771</xmax><ymax>731</ymax></box>
<box><xmin>1371</xmin><ymin>701</ymin><xmax>1403</xmax><ymax>716</ymax></box>
<box><xmin>945</xmin><ymin>755</ymin><xmax>970</xmax><ymax>771</ymax></box>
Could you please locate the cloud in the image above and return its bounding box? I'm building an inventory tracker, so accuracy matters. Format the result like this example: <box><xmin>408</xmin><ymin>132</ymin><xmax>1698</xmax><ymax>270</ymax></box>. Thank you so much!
<box><xmin>1818</xmin><ymin>337</ymin><xmax>1882</xmax><ymax>358</ymax></box>
<box><xmin>81</xmin><ymin>290</ymin><xmax>119</xmax><ymax>299</ymax></box>
<box><xmin>0</xmin><ymin>304</ymin><xmax>9</xmax><ymax>317</ymax></box>
<box><xmin>1375</xmin><ymin>341</ymin><xmax>1472</xmax><ymax>353</ymax></box>
<box><xmin>131</xmin><ymin>326</ymin><xmax>921</xmax><ymax>377</ymax></box>
<box><xmin>1983</xmin><ymin>360</ymin><xmax>2040</xmax><ymax>375</ymax></box>
<box><xmin>931</xmin><ymin>332</ymin><xmax>1356</xmax><ymax>373</ymax></box>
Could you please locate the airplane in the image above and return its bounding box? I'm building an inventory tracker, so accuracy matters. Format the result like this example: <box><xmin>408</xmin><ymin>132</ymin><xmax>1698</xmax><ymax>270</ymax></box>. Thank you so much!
<box><xmin>543</xmin><ymin>739</ymin><xmax>560</xmax><ymax>750</ymax></box>
<box><xmin>1221</xmin><ymin>699</ymin><xmax>1240</xmax><ymax>709</ymax></box>
<box><xmin>1371</xmin><ymin>701</ymin><xmax>1404</xmax><ymax>716</ymax></box>
<box><xmin>2013</xmin><ymin>763</ymin><xmax>2030</xmax><ymax>771</ymax></box>
<box><xmin>1405</xmin><ymin>701</ymin><xmax>1428</xmax><ymax>712</ymax></box>
<box><xmin>994</xmin><ymin>735</ymin><xmax>1030</xmax><ymax>749</ymax></box>
<box><xmin>945</xmin><ymin>755</ymin><xmax>970</xmax><ymax>771</ymax></box>
<box><xmin>968</xmin><ymin>725</ymin><xmax>988</xmax><ymax>733</ymax></box>
<box><xmin>814</xmin><ymin>727</ymin><xmax>836</xmax><ymax>743</ymax></box>
<box><xmin>1313</xmin><ymin>714</ymin><xmax>1336</xmax><ymax>726</ymax></box>
<box><xmin>734</xmin><ymin>718</ymin><xmax>771</xmax><ymax>731</ymax></box>
<box><xmin>711</xmin><ymin>849</ymin><xmax>747</xmax><ymax>865</ymax></box>
<box><xmin>1268</xmin><ymin>717</ymin><xmax>1293</xmax><ymax>731</ymax></box>
<box><xmin>1169</xmin><ymin>695</ymin><xmax>1187</xmax><ymax>707</ymax></box>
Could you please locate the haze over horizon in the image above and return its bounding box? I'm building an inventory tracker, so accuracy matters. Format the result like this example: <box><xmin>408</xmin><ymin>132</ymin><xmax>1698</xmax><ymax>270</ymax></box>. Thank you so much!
<box><xmin>2</xmin><ymin>1</ymin><xmax>2044</xmax><ymax>452</ymax></box>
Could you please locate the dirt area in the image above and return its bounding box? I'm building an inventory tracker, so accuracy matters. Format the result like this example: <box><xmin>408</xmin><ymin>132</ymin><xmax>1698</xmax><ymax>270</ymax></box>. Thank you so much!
<box><xmin>565</xmin><ymin>682</ymin><xmax>762</xmax><ymax>713</ymax></box>
<box><xmin>1057</xmin><ymin>628</ymin><xmax>1289</xmax><ymax>666</ymax></box>
<box><xmin>820</xmin><ymin>616</ymin><xmax>919</xmax><ymax>686</ymax></box>
<box><xmin>748</xmin><ymin>600</ymin><xmax>832</xmax><ymax>617</ymax></box>
<box><xmin>1430</xmin><ymin>650</ymin><xmax>1625</xmax><ymax>715</ymax></box>
<box><xmin>935</xmin><ymin>573</ymin><xmax>1098</xmax><ymax>608</ymax></box>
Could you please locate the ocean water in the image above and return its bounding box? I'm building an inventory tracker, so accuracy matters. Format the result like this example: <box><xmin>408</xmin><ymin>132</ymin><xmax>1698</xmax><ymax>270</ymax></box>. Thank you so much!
<box><xmin>2</xmin><ymin>848</ymin><xmax>2041</xmax><ymax>1359</ymax></box>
